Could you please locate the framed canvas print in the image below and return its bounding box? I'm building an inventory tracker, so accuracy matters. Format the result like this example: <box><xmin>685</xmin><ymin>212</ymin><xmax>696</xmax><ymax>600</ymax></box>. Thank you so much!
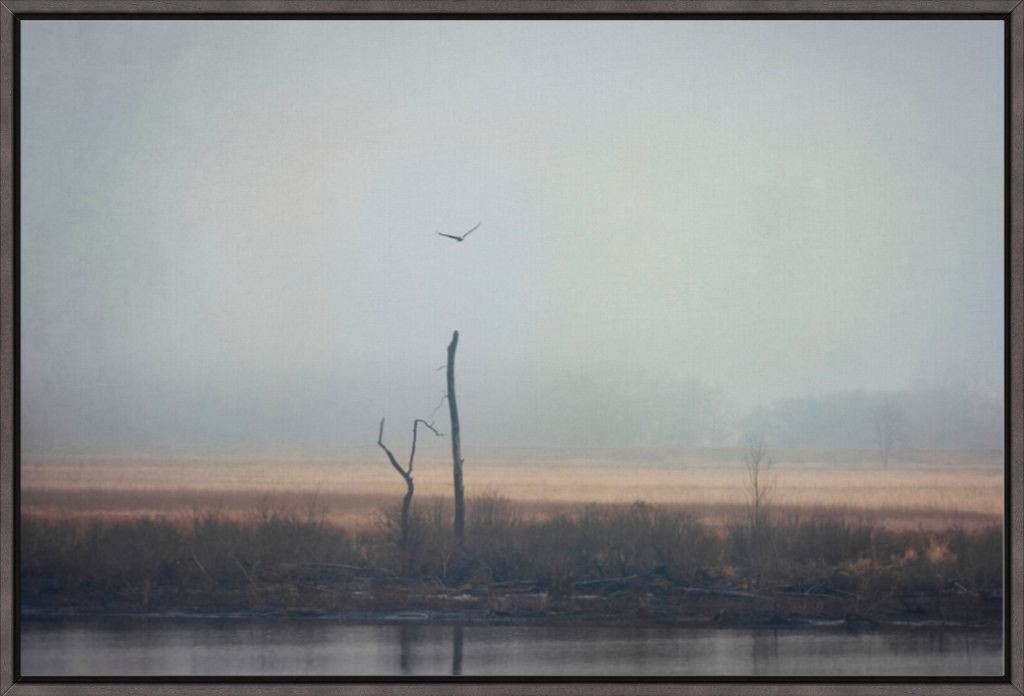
<box><xmin>0</xmin><ymin>1</ymin><xmax>1021</xmax><ymax>694</ymax></box>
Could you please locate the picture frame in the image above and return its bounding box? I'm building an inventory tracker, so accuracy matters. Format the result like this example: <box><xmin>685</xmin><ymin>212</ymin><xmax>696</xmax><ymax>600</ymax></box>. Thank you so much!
<box><xmin>0</xmin><ymin>0</ymin><xmax>1021</xmax><ymax>693</ymax></box>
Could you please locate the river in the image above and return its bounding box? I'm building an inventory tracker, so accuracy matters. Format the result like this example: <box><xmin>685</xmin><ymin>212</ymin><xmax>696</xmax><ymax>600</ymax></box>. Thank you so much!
<box><xmin>20</xmin><ymin>615</ymin><xmax>1002</xmax><ymax>677</ymax></box>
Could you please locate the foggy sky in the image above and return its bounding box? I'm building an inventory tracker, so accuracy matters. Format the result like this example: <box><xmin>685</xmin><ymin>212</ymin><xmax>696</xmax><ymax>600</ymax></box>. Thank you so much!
<box><xmin>20</xmin><ymin>20</ymin><xmax>1004</xmax><ymax>454</ymax></box>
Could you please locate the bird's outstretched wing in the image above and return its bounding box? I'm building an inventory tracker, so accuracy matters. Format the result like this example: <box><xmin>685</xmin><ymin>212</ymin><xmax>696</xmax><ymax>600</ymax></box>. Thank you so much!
<box><xmin>461</xmin><ymin>222</ymin><xmax>482</xmax><ymax>239</ymax></box>
<box><xmin>436</xmin><ymin>232</ymin><xmax>463</xmax><ymax>241</ymax></box>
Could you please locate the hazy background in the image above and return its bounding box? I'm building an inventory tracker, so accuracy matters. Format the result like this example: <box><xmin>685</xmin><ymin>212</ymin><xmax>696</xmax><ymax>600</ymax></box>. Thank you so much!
<box><xmin>20</xmin><ymin>20</ymin><xmax>1004</xmax><ymax>455</ymax></box>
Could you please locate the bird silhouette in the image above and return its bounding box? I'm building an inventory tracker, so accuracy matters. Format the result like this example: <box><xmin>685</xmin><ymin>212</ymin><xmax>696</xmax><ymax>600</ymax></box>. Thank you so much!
<box><xmin>436</xmin><ymin>222</ymin><xmax>481</xmax><ymax>242</ymax></box>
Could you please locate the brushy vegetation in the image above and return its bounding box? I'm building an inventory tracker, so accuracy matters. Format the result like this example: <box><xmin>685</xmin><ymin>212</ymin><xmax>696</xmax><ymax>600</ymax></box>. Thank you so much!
<box><xmin>20</xmin><ymin>496</ymin><xmax>1003</xmax><ymax>626</ymax></box>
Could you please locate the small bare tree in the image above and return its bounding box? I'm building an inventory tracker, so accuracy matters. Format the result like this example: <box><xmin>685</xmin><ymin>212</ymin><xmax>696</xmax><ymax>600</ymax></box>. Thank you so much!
<box><xmin>377</xmin><ymin>416</ymin><xmax>442</xmax><ymax>550</ymax></box>
<box><xmin>743</xmin><ymin>434</ymin><xmax>775</xmax><ymax>537</ymax></box>
<box><xmin>740</xmin><ymin>434</ymin><xmax>776</xmax><ymax>586</ymax></box>
<box><xmin>874</xmin><ymin>397</ymin><xmax>907</xmax><ymax>469</ymax></box>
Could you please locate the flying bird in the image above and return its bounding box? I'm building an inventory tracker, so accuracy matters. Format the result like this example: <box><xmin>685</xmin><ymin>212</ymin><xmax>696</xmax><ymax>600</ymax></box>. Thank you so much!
<box><xmin>436</xmin><ymin>222</ymin><xmax>481</xmax><ymax>242</ymax></box>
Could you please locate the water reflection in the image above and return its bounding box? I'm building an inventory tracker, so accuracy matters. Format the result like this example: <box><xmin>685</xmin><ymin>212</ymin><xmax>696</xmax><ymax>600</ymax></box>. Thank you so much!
<box><xmin>452</xmin><ymin>625</ymin><xmax>464</xmax><ymax>676</ymax></box>
<box><xmin>397</xmin><ymin>623</ymin><xmax>414</xmax><ymax>675</ymax></box>
<box><xmin>395</xmin><ymin>623</ymin><xmax>463</xmax><ymax>675</ymax></box>
<box><xmin>19</xmin><ymin>616</ymin><xmax>1003</xmax><ymax>677</ymax></box>
<box><xmin>751</xmin><ymin>628</ymin><xmax>780</xmax><ymax>674</ymax></box>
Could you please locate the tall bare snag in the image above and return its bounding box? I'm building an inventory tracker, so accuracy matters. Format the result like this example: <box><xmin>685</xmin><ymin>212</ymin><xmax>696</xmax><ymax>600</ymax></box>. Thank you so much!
<box><xmin>447</xmin><ymin>330</ymin><xmax>465</xmax><ymax>544</ymax></box>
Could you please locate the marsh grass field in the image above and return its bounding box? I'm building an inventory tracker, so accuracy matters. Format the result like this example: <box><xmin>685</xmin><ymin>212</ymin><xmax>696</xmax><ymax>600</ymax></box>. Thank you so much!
<box><xmin>22</xmin><ymin>447</ymin><xmax>1004</xmax><ymax>532</ymax></box>
<box><xmin>20</xmin><ymin>447</ymin><xmax>1005</xmax><ymax>631</ymax></box>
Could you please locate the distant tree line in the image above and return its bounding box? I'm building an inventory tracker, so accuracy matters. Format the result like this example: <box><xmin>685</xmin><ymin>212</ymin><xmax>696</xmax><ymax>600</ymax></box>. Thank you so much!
<box><xmin>740</xmin><ymin>385</ymin><xmax>1002</xmax><ymax>453</ymax></box>
<box><xmin>475</xmin><ymin>370</ymin><xmax>1002</xmax><ymax>453</ymax></box>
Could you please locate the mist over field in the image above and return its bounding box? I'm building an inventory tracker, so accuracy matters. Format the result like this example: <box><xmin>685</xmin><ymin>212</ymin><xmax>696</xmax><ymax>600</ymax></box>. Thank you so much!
<box><xmin>19</xmin><ymin>20</ymin><xmax>1003</xmax><ymax>457</ymax></box>
<box><xmin>16</xmin><ymin>21</ymin><xmax>1008</xmax><ymax>677</ymax></box>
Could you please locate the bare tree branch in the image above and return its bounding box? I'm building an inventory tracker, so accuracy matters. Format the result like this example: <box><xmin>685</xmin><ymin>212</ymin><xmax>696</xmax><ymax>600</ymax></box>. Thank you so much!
<box><xmin>408</xmin><ymin>418</ymin><xmax>444</xmax><ymax>474</ymax></box>
<box><xmin>427</xmin><ymin>393</ymin><xmax>448</xmax><ymax>423</ymax></box>
<box><xmin>378</xmin><ymin>418</ymin><xmax>412</xmax><ymax>483</ymax></box>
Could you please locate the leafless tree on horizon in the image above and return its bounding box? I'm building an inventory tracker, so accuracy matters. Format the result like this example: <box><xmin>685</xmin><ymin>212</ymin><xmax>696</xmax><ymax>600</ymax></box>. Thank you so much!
<box><xmin>874</xmin><ymin>397</ymin><xmax>907</xmax><ymax>469</ymax></box>
<box><xmin>743</xmin><ymin>434</ymin><xmax>775</xmax><ymax>537</ymax></box>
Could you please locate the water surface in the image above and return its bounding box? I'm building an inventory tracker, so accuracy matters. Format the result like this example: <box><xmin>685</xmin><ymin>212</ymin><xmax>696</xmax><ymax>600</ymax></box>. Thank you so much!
<box><xmin>21</xmin><ymin>616</ymin><xmax>1002</xmax><ymax>677</ymax></box>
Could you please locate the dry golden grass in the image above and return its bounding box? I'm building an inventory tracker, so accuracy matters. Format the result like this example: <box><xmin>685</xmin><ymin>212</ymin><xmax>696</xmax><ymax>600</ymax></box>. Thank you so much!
<box><xmin>21</xmin><ymin>447</ymin><xmax>1003</xmax><ymax>532</ymax></box>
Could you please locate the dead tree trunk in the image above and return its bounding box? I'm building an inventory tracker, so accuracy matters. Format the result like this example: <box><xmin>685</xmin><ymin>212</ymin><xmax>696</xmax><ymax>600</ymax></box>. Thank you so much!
<box><xmin>447</xmin><ymin>330</ymin><xmax>465</xmax><ymax>545</ymax></box>
<box><xmin>377</xmin><ymin>417</ymin><xmax>440</xmax><ymax>551</ymax></box>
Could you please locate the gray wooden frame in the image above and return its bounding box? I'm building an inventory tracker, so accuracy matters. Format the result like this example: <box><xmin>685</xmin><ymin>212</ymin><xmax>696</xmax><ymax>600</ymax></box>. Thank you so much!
<box><xmin>0</xmin><ymin>1</ymin><xmax>1020</xmax><ymax>693</ymax></box>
